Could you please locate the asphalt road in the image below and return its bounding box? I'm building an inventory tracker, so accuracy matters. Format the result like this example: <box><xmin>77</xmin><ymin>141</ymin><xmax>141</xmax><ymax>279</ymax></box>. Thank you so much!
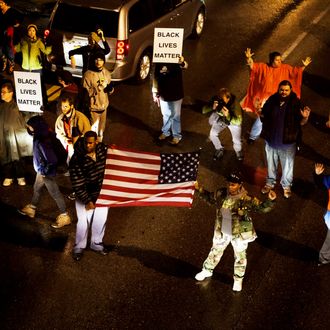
<box><xmin>1</xmin><ymin>0</ymin><xmax>330</xmax><ymax>329</ymax></box>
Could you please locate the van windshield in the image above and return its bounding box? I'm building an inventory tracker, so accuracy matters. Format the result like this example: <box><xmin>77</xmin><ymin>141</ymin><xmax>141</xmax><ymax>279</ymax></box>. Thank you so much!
<box><xmin>52</xmin><ymin>3</ymin><xmax>119</xmax><ymax>38</ymax></box>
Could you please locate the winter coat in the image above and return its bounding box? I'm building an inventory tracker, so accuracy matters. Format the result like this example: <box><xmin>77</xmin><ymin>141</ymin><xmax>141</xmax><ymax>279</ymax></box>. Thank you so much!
<box><xmin>152</xmin><ymin>63</ymin><xmax>186</xmax><ymax>102</ymax></box>
<box><xmin>0</xmin><ymin>100</ymin><xmax>32</xmax><ymax>165</ymax></box>
<box><xmin>15</xmin><ymin>37</ymin><xmax>52</xmax><ymax>71</ymax></box>
<box><xmin>261</xmin><ymin>91</ymin><xmax>303</xmax><ymax>144</ymax></box>
<box><xmin>26</xmin><ymin>116</ymin><xmax>58</xmax><ymax>176</ymax></box>
<box><xmin>55</xmin><ymin>108</ymin><xmax>91</xmax><ymax>148</ymax></box>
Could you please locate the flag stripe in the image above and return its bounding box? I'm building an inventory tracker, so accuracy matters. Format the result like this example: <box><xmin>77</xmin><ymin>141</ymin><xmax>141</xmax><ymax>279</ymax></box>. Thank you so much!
<box><xmin>103</xmin><ymin>174</ymin><xmax>159</xmax><ymax>184</ymax></box>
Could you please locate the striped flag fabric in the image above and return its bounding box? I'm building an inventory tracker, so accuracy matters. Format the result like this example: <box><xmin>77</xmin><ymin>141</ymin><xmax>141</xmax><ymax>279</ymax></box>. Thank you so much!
<box><xmin>95</xmin><ymin>145</ymin><xmax>200</xmax><ymax>208</ymax></box>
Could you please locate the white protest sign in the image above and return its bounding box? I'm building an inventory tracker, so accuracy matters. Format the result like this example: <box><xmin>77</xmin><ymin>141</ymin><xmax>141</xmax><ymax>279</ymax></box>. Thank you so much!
<box><xmin>153</xmin><ymin>28</ymin><xmax>184</xmax><ymax>63</ymax></box>
<box><xmin>14</xmin><ymin>71</ymin><xmax>43</xmax><ymax>112</ymax></box>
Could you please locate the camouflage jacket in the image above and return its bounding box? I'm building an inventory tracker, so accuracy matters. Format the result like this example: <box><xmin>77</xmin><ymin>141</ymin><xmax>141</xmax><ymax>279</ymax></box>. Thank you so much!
<box><xmin>197</xmin><ymin>186</ymin><xmax>275</xmax><ymax>241</ymax></box>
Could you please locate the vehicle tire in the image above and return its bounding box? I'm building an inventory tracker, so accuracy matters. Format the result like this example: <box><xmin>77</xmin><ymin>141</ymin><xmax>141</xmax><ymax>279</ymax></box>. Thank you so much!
<box><xmin>190</xmin><ymin>8</ymin><xmax>206</xmax><ymax>39</ymax></box>
<box><xmin>134</xmin><ymin>50</ymin><xmax>152</xmax><ymax>84</ymax></box>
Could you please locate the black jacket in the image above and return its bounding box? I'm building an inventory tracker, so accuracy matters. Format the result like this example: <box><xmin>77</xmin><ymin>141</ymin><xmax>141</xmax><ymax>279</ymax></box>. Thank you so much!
<box><xmin>261</xmin><ymin>92</ymin><xmax>303</xmax><ymax>144</ymax></box>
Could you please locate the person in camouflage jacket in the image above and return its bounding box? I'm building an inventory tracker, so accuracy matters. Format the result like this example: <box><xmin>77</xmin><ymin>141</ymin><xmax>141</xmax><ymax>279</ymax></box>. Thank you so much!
<box><xmin>195</xmin><ymin>172</ymin><xmax>276</xmax><ymax>291</ymax></box>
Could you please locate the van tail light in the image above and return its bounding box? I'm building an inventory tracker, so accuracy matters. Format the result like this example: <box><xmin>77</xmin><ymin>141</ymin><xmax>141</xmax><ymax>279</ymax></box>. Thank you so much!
<box><xmin>116</xmin><ymin>40</ymin><xmax>129</xmax><ymax>60</ymax></box>
<box><xmin>44</xmin><ymin>29</ymin><xmax>50</xmax><ymax>40</ymax></box>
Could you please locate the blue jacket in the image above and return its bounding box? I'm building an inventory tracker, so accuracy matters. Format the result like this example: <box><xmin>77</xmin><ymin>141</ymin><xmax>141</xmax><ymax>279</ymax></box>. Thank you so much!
<box><xmin>27</xmin><ymin>116</ymin><xmax>58</xmax><ymax>177</ymax></box>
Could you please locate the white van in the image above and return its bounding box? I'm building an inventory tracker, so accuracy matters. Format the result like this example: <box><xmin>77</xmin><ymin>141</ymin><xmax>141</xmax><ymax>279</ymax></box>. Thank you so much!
<box><xmin>45</xmin><ymin>0</ymin><xmax>206</xmax><ymax>82</ymax></box>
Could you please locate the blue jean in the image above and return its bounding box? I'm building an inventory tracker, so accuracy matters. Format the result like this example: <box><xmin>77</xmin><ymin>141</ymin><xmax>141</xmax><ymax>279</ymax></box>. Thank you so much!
<box><xmin>31</xmin><ymin>172</ymin><xmax>67</xmax><ymax>213</ymax></box>
<box><xmin>249</xmin><ymin>116</ymin><xmax>263</xmax><ymax>140</ymax></box>
<box><xmin>159</xmin><ymin>98</ymin><xmax>182</xmax><ymax>139</ymax></box>
<box><xmin>265</xmin><ymin>142</ymin><xmax>296</xmax><ymax>188</ymax></box>
<box><xmin>73</xmin><ymin>199</ymin><xmax>109</xmax><ymax>253</ymax></box>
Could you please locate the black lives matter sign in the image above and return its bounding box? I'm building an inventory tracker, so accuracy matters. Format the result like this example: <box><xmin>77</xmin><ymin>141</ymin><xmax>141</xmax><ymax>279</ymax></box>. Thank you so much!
<box><xmin>14</xmin><ymin>71</ymin><xmax>43</xmax><ymax>112</ymax></box>
<box><xmin>153</xmin><ymin>28</ymin><xmax>184</xmax><ymax>63</ymax></box>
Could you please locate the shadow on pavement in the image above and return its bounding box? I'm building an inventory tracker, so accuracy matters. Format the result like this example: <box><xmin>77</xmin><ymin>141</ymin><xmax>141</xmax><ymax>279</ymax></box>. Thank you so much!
<box><xmin>113</xmin><ymin>244</ymin><xmax>201</xmax><ymax>279</ymax></box>
<box><xmin>257</xmin><ymin>230</ymin><xmax>318</xmax><ymax>262</ymax></box>
<box><xmin>0</xmin><ymin>201</ymin><xmax>68</xmax><ymax>251</ymax></box>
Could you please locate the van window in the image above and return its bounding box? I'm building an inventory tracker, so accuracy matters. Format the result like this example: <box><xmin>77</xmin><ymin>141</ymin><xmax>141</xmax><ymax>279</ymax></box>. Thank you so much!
<box><xmin>129</xmin><ymin>1</ymin><xmax>153</xmax><ymax>32</ymax></box>
<box><xmin>52</xmin><ymin>3</ymin><xmax>119</xmax><ymax>38</ymax></box>
<box><xmin>150</xmin><ymin>0</ymin><xmax>174</xmax><ymax>19</ymax></box>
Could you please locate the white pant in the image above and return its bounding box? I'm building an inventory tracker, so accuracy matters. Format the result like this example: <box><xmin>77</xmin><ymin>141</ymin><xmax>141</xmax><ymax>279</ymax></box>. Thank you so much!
<box><xmin>209</xmin><ymin>119</ymin><xmax>242</xmax><ymax>153</ymax></box>
<box><xmin>73</xmin><ymin>199</ymin><xmax>109</xmax><ymax>252</ymax></box>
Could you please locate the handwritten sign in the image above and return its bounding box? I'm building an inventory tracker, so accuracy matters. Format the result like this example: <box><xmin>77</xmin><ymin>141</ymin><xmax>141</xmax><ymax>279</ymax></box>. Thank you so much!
<box><xmin>153</xmin><ymin>28</ymin><xmax>184</xmax><ymax>63</ymax></box>
<box><xmin>14</xmin><ymin>71</ymin><xmax>43</xmax><ymax>112</ymax></box>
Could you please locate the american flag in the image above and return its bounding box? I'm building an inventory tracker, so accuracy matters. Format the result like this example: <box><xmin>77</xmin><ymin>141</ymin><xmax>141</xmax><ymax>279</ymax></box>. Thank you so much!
<box><xmin>95</xmin><ymin>145</ymin><xmax>200</xmax><ymax>207</ymax></box>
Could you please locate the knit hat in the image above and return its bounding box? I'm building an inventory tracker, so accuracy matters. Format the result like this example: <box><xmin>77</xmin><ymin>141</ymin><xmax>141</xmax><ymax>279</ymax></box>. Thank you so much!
<box><xmin>89</xmin><ymin>32</ymin><xmax>101</xmax><ymax>44</ymax></box>
<box><xmin>27</xmin><ymin>24</ymin><xmax>38</xmax><ymax>32</ymax></box>
<box><xmin>93</xmin><ymin>51</ymin><xmax>105</xmax><ymax>62</ymax></box>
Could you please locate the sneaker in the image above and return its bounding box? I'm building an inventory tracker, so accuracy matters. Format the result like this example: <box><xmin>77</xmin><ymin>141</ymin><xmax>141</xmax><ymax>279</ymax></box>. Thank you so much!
<box><xmin>195</xmin><ymin>269</ymin><xmax>213</xmax><ymax>281</ymax></box>
<box><xmin>158</xmin><ymin>133</ymin><xmax>169</xmax><ymax>141</ymax></box>
<box><xmin>283</xmin><ymin>187</ymin><xmax>292</xmax><ymax>199</ymax></box>
<box><xmin>72</xmin><ymin>251</ymin><xmax>83</xmax><ymax>261</ymax></box>
<box><xmin>261</xmin><ymin>184</ymin><xmax>274</xmax><ymax>194</ymax></box>
<box><xmin>168</xmin><ymin>137</ymin><xmax>181</xmax><ymax>145</ymax></box>
<box><xmin>51</xmin><ymin>213</ymin><xmax>71</xmax><ymax>228</ymax></box>
<box><xmin>233</xmin><ymin>278</ymin><xmax>243</xmax><ymax>292</ymax></box>
<box><xmin>19</xmin><ymin>204</ymin><xmax>36</xmax><ymax>218</ymax></box>
<box><xmin>213</xmin><ymin>149</ymin><xmax>224</xmax><ymax>160</ymax></box>
<box><xmin>17</xmin><ymin>177</ymin><xmax>26</xmax><ymax>186</ymax></box>
<box><xmin>3</xmin><ymin>178</ymin><xmax>13</xmax><ymax>186</ymax></box>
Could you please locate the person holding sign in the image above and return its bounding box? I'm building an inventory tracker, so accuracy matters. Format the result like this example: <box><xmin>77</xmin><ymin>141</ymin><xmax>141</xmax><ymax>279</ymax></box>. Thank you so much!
<box><xmin>152</xmin><ymin>56</ymin><xmax>188</xmax><ymax>145</ymax></box>
<box><xmin>15</xmin><ymin>24</ymin><xmax>52</xmax><ymax>106</ymax></box>
<box><xmin>0</xmin><ymin>81</ymin><xmax>32</xmax><ymax>186</ymax></box>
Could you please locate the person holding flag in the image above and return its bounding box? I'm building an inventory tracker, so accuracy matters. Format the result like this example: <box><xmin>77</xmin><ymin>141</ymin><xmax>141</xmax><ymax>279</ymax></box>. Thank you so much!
<box><xmin>69</xmin><ymin>131</ymin><xmax>109</xmax><ymax>261</ymax></box>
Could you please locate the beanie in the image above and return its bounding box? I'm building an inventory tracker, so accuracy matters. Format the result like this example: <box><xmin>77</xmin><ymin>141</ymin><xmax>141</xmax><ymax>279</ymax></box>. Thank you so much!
<box><xmin>27</xmin><ymin>24</ymin><xmax>38</xmax><ymax>32</ymax></box>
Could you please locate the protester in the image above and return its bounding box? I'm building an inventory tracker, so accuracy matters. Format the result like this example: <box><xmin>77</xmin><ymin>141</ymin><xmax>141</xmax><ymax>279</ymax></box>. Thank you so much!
<box><xmin>194</xmin><ymin>171</ymin><xmax>276</xmax><ymax>291</ymax></box>
<box><xmin>15</xmin><ymin>24</ymin><xmax>52</xmax><ymax>72</ymax></box>
<box><xmin>241</xmin><ymin>48</ymin><xmax>311</xmax><ymax>143</ymax></box>
<box><xmin>0</xmin><ymin>0</ymin><xmax>23</xmax><ymax>74</ymax></box>
<box><xmin>152</xmin><ymin>56</ymin><xmax>188</xmax><ymax>145</ymax></box>
<box><xmin>82</xmin><ymin>52</ymin><xmax>113</xmax><ymax>141</ymax></box>
<box><xmin>0</xmin><ymin>81</ymin><xmax>32</xmax><ymax>186</ymax></box>
<box><xmin>69</xmin><ymin>131</ymin><xmax>109</xmax><ymax>261</ymax></box>
<box><xmin>314</xmin><ymin>163</ymin><xmax>330</xmax><ymax>266</ymax></box>
<box><xmin>203</xmin><ymin>88</ymin><xmax>243</xmax><ymax>160</ymax></box>
<box><xmin>55</xmin><ymin>95</ymin><xmax>91</xmax><ymax>163</ymax></box>
<box><xmin>19</xmin><ymin>115</ymin><xmax>71</xmax><ymax>229</ymax></box>
<box><xmin>260</xmin><ymin>80</ymin><xmax>311</xmax><ymax>198</ymax></box>
<box><xmin>69</xmin><ymin>28</ymin><xmax>110</xmax><ymax>74</ymax></box>
<box><xmin>15</xmin><ymin>24</ymin><xmax>52</xmax><ymax>105</ymax></box>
